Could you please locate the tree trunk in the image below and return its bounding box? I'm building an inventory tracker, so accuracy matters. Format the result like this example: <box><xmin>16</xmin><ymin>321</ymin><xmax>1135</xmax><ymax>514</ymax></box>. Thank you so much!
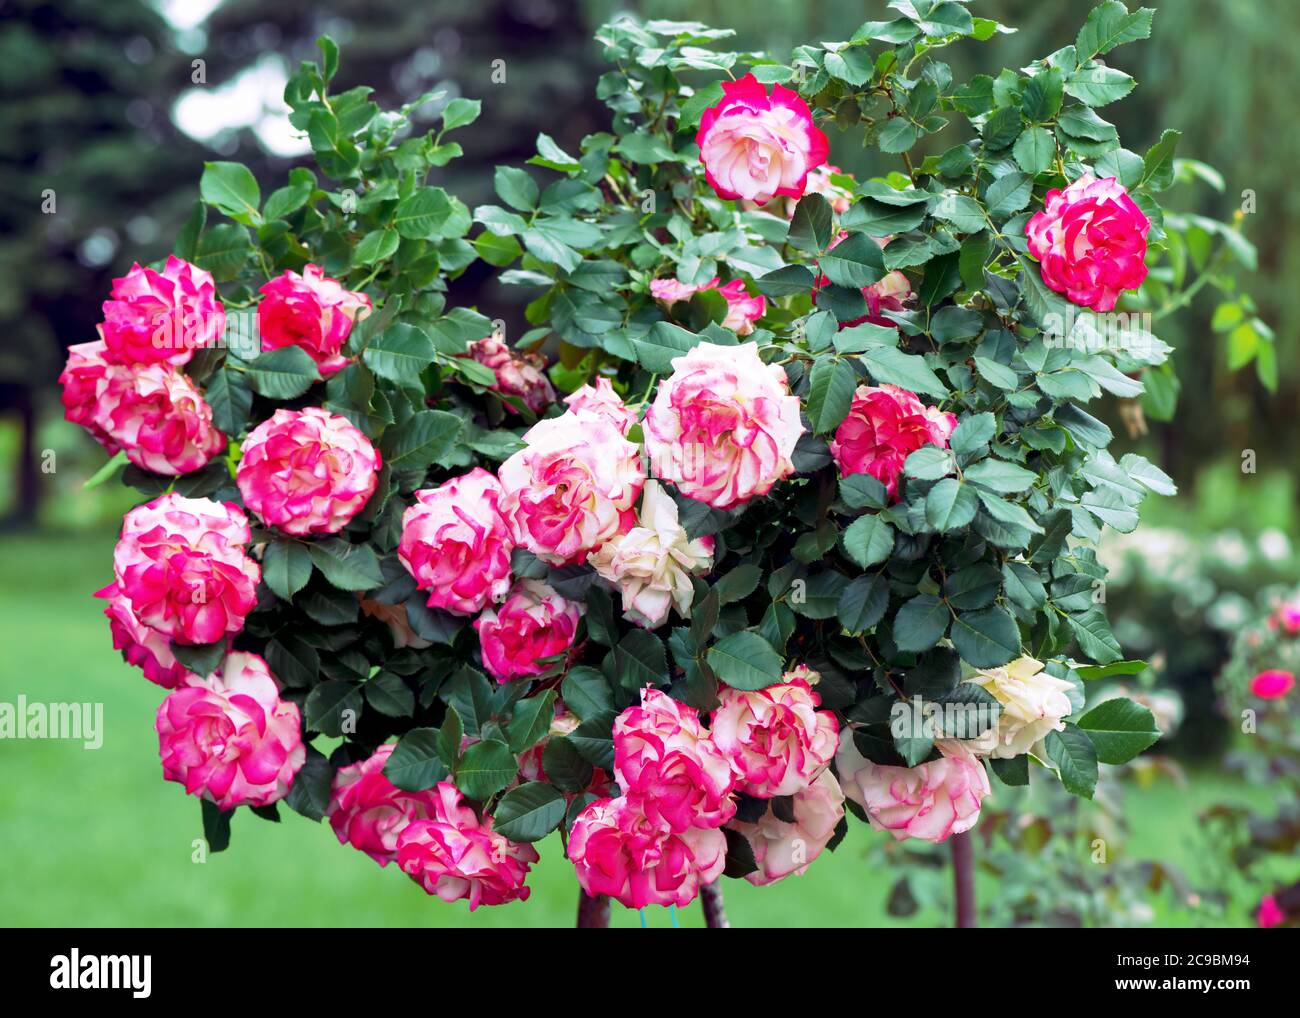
<box><xmin>576</xmin><ymin>890</ymin><xmax>609</xmax><ymax>928</ymax></box>
<box><xmin>950</xmin><ymin>830</ymin><xmax>977</xmax><ymax>928</ymax></box>
<box><xmin>700</xmin><ymin>881</ymin><xmax>729</xmax><ymax>928</ymax></box>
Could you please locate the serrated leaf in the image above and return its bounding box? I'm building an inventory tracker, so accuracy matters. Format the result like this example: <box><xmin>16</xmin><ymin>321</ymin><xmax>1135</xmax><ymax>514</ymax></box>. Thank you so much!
<box><xmin>706</xmin><ymin>631</ymin><xmax>783</xmax><ymax>691</ymax></box>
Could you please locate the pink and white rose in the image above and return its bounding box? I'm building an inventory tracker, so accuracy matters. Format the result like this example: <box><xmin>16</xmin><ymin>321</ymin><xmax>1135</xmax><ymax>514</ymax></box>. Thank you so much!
<box><xmin>59</xmin><ymin>340</ymin><xmax>119</xmax><ymax>451</ymax></box>
<box><xmin>155</xmin><ymin>651</ymin><xmax>305</xmax><ymax>809</ymax></box>
<box><xmin>327</xmin><ymin>744</ymin><xmax>447</xmax><ymax>865</ymax></box>
<box><xmin>1025</xmin><ymin>174</ymin><xmax>1150</xmax><ymax>312</ymax></box>
<box><xmin>498</xmin><ymin>408</ymin><xmax>645</xmax><ymax>565</ymax></box>
<box><xmin>644</xmin><ymin>341</ymin><xmax>802</xmax><ymax>510</ymax></box>
<box><xmin>648</xmin><ymin>277</ymin><xmax>766</xmax><ymax>336</ymax></box>
<box><xmin>463</xmin><ymin>337</ymin><xmax>556</xmax><ymax>415</ymax></box>
<box><xmin>728</xmin><ymin>769</ymin><xmax>845</xmax><ymax>886</ymax></box>
<box><xmin>588</xmin><ymin>481</ymin><xmax>715</xmax><ymax>629</ymax></box>
<box><xmin>567</xmin><ymin>795</ymin><xmax>727</xmax><ymax>909</ymax></box>
<box><xmin>236</xmin><ymin>407</ymin><xmax>381</xmax><ymax>536</ymax></box>
<box><xmin>612</xmin><ymin>687</ymin><xmax>736</xmax><ymax>832</ymax></box>
<box><xmin>395</xmin><ymin>782</ymin><xmax>539</xmax><ymax>909</ymax></box>
<box><xmin>696</xmin><ymin>74</ymin><xmax>829</xmax><ymax>205</ymax></box>
<box><xmin>257</xmin><ymin>264</ymin><xmax>372</xmax><ymax>376</ymax></box>
<box><xmin>836</xmin><ymin>736</ymin><xmax>990</xmax><ymax>843</ymax></box>
<box><xmin>473</xmin><ymin>579</ymin><xmax>582</xmax><ymax>683</ymax></box>
<box><xmin>113</xmin><ymin>494</ymin><xmax>260</xmax><ymax>645</ymax></box>
<box><xmin>399</xmin><ymin>468</ymin><xmax>514</xmax><ymax>616</ymax></box>
<box><xmin>829</xmin><ymin>384</ymin><xmax>957</xmax><ymax>499</ymax></box>
<box><xmin>710</xmin><ymin>672</ymin><xmax>839</xmax><ymax>798</ymax></box>
<box><xmin>96</xmin><ymin>581</ymin><xmax>192</xmax><ymax>688</ymax></box>
<box><xmin>100</xmin><ymin>255</ymin><xmax>226</xmax><ymax>366</ymax></box>
<box><xmin>564</xmin><ymin>376</ymin><xmax>637</xmax><ymax>435</ymax></box>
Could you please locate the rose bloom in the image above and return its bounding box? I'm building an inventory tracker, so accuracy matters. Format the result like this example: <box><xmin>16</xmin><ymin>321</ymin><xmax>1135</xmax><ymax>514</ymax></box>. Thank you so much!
<box><xmin>257</xmin><ymin>264</ymin><xmax>372</xmax><ymax>376</ymax></box>
<box><xmin>716</xmin><ymin>279</ymin><xmax>766</xmax><ymax>336</ymax></box>
<box><xmin>612</xmin><ymin>687</ymin><xmax>736</xmax><ymax>832</ymax></box>
<box><xmin>474</xmin><ymin>579</ymin><xmax>582</xmax><ymax>683</ymax></box>
<box><xmin>113</xmin><ymin>494</ymin><xmax>260</xmax><ymax>645</ymax></box>
<box><xmin>799</xmin><ymin>164</ymin><xmax>854</xmax><ymax>215</ymax></box>
<box><xmin>59</xmin><ymin>340</ymin><xmax>119</xmax><ymax>451</ymax></box>
<box><xmin>836</xmin><ymin>736</ymin><xmax>990</xmax><ymax>843</ymax></box>
<box><xmin>463</xmin><ymin>336</ymin><xmax>556</xmax><ymax>414</ymax></box>
<box><xmin>399</xmin><ymin>468</ymin><xmax>514</xmax><ymax>616</ymax></box>
<box><xmin>710</xmin><ymin>672</ymin><xmax>839</xmax><ymax>798</ymax></box>
<box><xmin>498</xmin><ymin>408</ymin><xmax>645</xmax><ymax>564</ymax></box>
<box><xmin>967</xmin><ymin>655</ymin><xmax>1075</xmax><ymax>759</ymax></box>
<box><xmin>696</xmin><ymin>73</ymin><xmax>829</xmax><ymax>205</ymax></box>
<box><xmin>644</xmin><ymin>341</ymin><xmax>802</xmax><ymax>510</ymax></box>
<box><xmin>648</xmin><ymin>277</ymin><xmax>766</xmax><ymax>336</ymax></box>
<box><xmin>1257</xmin><ymin>894</ymin><xmax>1286</xmax><ymax>929</ymax></box>
<box><xmin>327</xmin><ymin>744</ymin><xmax>447</xmax><ymax>865</ymax></box>
<box><xmin>396</xmin><ymin>782</ymin><xmax>539</xmax><ymax>909</ymax></box>
<box><xmin>155</xmin><ymin>651</ymin><xmax>305</xmax><ymax>810</ymax></box>
<box><xmin>814</xmin><ymin>233</ymin><xmax>914</xmax><ymax>329</ymax></box>
<box><xmin>567</xmin><ymin>795</ymin><xmax>727</xmax><ymax>909</ymax></box>
<box><xmin>94</xmin><ymin>360</ymin><xmax>228</xmax><ymax>476</ymax></box>
<box><xmin>1250</xmin><ymin>669</ymin><xmax>1295</xmax><ymax>700</ymax></box>
<box><xmin>728</xmin><ymin>769</ymin><xmax>845</xmax><ymax>886</ymax></box>
<box><xmin>829</xmin><ymin>384</ymin><xmax>957</xmax><ymax>500</ymax></box>
<box><xmin>1269</xmin><ymin>601</ymin><xmax>1300</xmax><ymax>635</ymax></box>
<box><xmin>1025</xmin><ymin>174</ymin><xmax>1150</xmax><ymax>312</ymax></box>
<box><xmin>95</xmin><ymin>581</ymin><xmax>192</xmax><ymax>688</ymax></box>
<box><xmin>564</xmin><ymin>377</ymin><xmax>637</xmax><ymax>435</ymax></box>
<box><xmin>100</xmin><ymin>255</ymin><xmax>226</xmax><ymax>366</ymax></box>
<box><xmin>237</xmin><ymin>407</ymin><xmax>381</xmax><ymax>536</ymax></box>
<box><xmin>588</xmin><ymin>480</ymin><xmax>715</xmax><ymax>629</ymax></box>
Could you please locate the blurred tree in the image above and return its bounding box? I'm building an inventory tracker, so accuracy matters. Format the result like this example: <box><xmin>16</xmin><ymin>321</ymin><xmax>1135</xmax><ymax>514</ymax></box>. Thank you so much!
<box><xmin>0</xmin><ymin>0</ymin><xmax>203</xmax><ymax>523</ymax></box>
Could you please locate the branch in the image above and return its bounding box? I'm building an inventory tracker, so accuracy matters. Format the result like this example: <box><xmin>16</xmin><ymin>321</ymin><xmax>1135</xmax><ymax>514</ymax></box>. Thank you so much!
<box><xmin>950</xmin><ymin>830</ymin><xmax>977</xmax><ymax>928</ymax></box>
<box><xmin>700</xmin><ymin>881</ymin><xmax>730</xmax><ymax>928</ymax></box>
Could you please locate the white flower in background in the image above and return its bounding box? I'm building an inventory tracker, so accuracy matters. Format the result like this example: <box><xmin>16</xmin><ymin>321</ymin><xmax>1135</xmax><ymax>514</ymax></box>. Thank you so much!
<box><xmin>1258</xmin><ymin>528</ymin><xmax>1292</xmax><ymax>563</ymax></box>
<box><xmin>967</xmin><ymin>656</ymin><xmax>1075</xmax><ymax>759</ymax></box>
<box><xmin>588</xmin><ymin>481</ymin><xmax>715</xmax><ymax>629</ymax></box>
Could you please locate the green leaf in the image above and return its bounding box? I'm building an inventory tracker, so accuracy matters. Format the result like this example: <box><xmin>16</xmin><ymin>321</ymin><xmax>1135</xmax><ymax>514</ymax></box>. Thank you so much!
<box><xmin>840</xmin><ymin>473</ymin><xmax>889</xmax><ymax>509</ymax></box>
<box><xmin>679</xmin><ymin>81</ymin><xmax>725</xmax><ymax>127</ymax></box>
<box><xmin>1076</xmin><ymin>1</ymin><xmax>1154</xmax><ymax>61</ymax></box>
<box><xmin>893</xmin><ymin>594</ymin><xmax>950</xmax><ymax>653</ymax></box>
<box><xmin>492</xmin><ymin>782</ymin><xmax>566</xmax><ymax>842</ymax></box>
<box><xmin>195</xmin><ymin>223</ymin><xmax>251</xmax><ymax>280</ymax></box>
<box><xmin>309</xmin><ymin>538</ymin><xmax>385</xmax><ymax>591</ymax></box>
<box><xmin>806</xmin><ymin>358</ymin><xmax>856</xmax><ymax>433</ymax></box>
<box><xmin>877</xmin><ymin>117</ymin><xmax>921</xmax><ymax>154</ymax></box>
<box><xmin>354</xmin><ymin>228</ymin><xmax>399</xmax><ymax>265</ymax></box>
<box><xmin>1046</xmin><ymin>723</ymin><xmax>1098</xmax><ymax>798</ymax></box>
<box><xmin>754</xmin><ymin>264</ymin><xmax>815</xmax><ymax>298</ymax></box>
<box><xmin>380</xmin><ymin>410</ymin><xmax>462</xmax><ymax>471</ymax></box>
<box><xmin>441</xmin><ymin>97</ymin><xmax>482</xmax><ymax>131</ymax></box>
<box><xmin>171</xmin><ymin>640</ymin><xmax>224</xmax><ymax>678</ymax></box>
<box><xmin>841</xmin><ymin>514</ymin><xmax>895</xmax><ymax>568</ymax></box>
<box><xmin>1076</xmin><ymin>659</ymin><xmax>1149</xmax><ymax>681</ymax></box>
<box><xmin>508</xmin><ymin>691</ymin><xmax>556</xmax><ymax>753</ymax></box>
<box><xmin>1012</xmin><ymin>126</ymin><xmax>1055</xmax><ymax>174</ymax></box>
<box><xmin>990</xmin><ymin>754</ymin><xmax>1029</xmax><ymax>787</ymax></box>
<box><xmin>613</xmin><ymin>630</ymin><xmax>668</xmax><ymax>690</ymax></box>
<box><xmin>964</xmin><ymin>458</ymin><xmax>1037</xmax><ymax>493</ymax></box>
<box><xmin>542</xmin><ymin>737</ymin><xmax>594</xmax><ymax>792</ymax></box>
<box><xmin>838</xmin><ymin>574</ymin><xmax>889</xmax><ymax>634</ymax></box>
<box><xmin>304</xmin><ymin>680</ymin><xmax>362</xmax><ymax>737</ymax></box>
<box><xmin>205</xmin><ymin>366</ymin><xmax>252</xmax><ymax>436</ymax></box>
<box><xmin>788</xmin><ymin>193</ymin><xmax>834</xmax><ymax>253</ymax></box>
<box><xmin>1140</xmin><ymin>128</ymin><xmax>1181</xmax><ymax>192</ymax></box>
<box><xmin>263</xmin><ymin>181</ymin><xmax>312</xmax><ymax>221</ymax></box>
<box><xmin>714</xmin><ymin>564</ymin><xmax>762</xmax><ymax>605</ymax></box>
<box><xmin>362</xmin><ymin>323</ymin><xmax>437</xmax><ymax>384</ymax></box>
<box><xmin>861</xmin><ymin>346</ymin><xmax>947</xmax><ymax>397</ymax></box>
<box><xmin>925</xmin><ymin>478</ymin><xmax>979</xmax><ymax>531</ymax></box>
<box><xmin>200</xmin><ymin>161</ymin><xmax>261</xmax><ymax>222</ymax></box>
<box><xmin>456</xmin><ymin>739</ymin><xmax>517</xmax><ymax>800</ymax></box>
<box><xmin>1065</xmin><ymin>608</ymin><xmax>1123</xmax><ymax>664</ymax></box>
<box><xmin>985</xmin><ymin>172</ymin><xmax>1032</xmax><ymax>218</ymax></box>
<box><xmin>561</xmin><ymin>665</ymin><xmax>614</xmax><ymax>721</ymax></box>
<box><xmin>631</xmin><ymin>321</ymin><xmax>707</xmax><ymax>374</ymax></box>
<box><xmin>263</xmin><ymin>540</ymin><xmax>312</xmax><ymax>601</ymax></box>
<box><xmin>950</xmin><ymin>413</ymin><xmax>995</xmax><ymax>457</ymax></box>
<box><xmin>706</xmin><ymin>631</ymin><xmax>783</xmax><ymax>691</ymax></box>
<box><xmin>1022</xmin><ymin>67</ymin><xmax>1063</xmax><ymax>122</ymax></box>
<box><xmin>384</xmin><ymin>728</ymin><xmax>450</xmax><ymax>791</ymax></box>
<box><xmin>393</xmin><ymin>187</ymin><xmax>469</xmax><ymax>240</ymax></box>
<box><xmin>949</xmin><ymin>606</ymin><xmax>1020</xmax><ymax>667</ymax></box>
<box><xmin>494</xmin><ymin>165</ymin><xmax>539</xmax><ymax>211</ymax></box>
<box><xmin>834</xmin><ymin>321</ymin><xmax>899</xmax><ymax>354</ymax></box>
<box><xmin>819</xmin><ymin>233</ymin><xmax>886</xmax><ymax>289</ymax></box>
<box><xmin>365</xmin><ymin>672</ymin><xmax>415</xmax><ymax>717</ymax></box>
<box><xmin>284</xmin><ymin>745</ymin><xmax>332</xmax><ymax>820</ymax></box>
<box><xmin>903</xmin><ymin>444</ymin><xmax>955</xmax><ymax>481</ymax></box>
<box><xmin>246</xmin><ymin>346</ymin><xmax>321</xmax><ymax>399</ymax></box>
<box><xmin>201</xmin><ymin>800</ymin><xmax>232</xmax><ymax>853</ymax></box>
<box><xmin>1065</xmin><ymin>65</ymin><xmax>1135</xmax><ymax>106</ymax></box>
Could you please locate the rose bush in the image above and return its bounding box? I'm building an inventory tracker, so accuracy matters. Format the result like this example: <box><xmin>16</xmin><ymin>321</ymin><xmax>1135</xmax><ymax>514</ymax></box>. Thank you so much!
<box><xmin>66</xmin><ymin>4</ymin><xmax>1257</xmax><ymax>923</ymax></box>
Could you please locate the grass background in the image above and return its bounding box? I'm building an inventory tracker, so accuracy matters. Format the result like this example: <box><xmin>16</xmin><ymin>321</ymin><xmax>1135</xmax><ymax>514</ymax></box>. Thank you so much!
<box><xmin>0</xmin><ymin>530</ymin><xmax>1268</xmax><ymax>927</ymax></box>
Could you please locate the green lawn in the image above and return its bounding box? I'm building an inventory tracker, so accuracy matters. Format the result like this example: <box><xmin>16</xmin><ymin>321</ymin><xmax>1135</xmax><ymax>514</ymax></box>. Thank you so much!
<box><xmin>0</xmin><ymin>530</ymin><xmax>1269</xmax><ymax>927</ymax></box>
